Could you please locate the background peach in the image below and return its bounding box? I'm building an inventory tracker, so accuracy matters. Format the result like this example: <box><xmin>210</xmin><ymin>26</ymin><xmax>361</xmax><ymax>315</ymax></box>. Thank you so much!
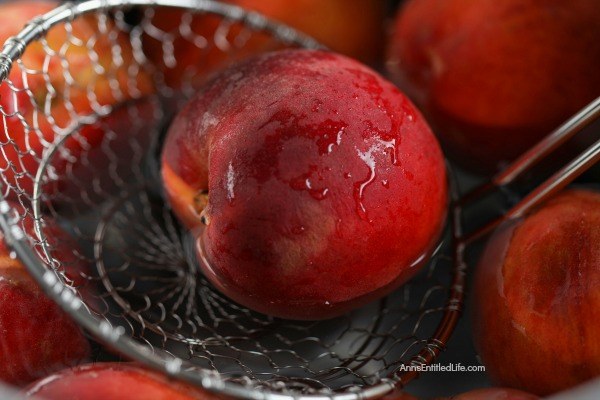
<box><xmin>0</xmin><ymin>0</ymin><xmax>154</xmax><ymax>198</ymax></box>
<box><xmin>0</xmin><ymin>203</ymin><xmax>90</xmax><ymax>385</ymax></box>
<box><xmin>387</xmin><ymin>0</ymin><xmax>600</xmax><ymax>172</ymax></box>
<box><xmin>473</xmin><ymin>189</ymin><xmax>600</xmax><ymax>395</ymax></box>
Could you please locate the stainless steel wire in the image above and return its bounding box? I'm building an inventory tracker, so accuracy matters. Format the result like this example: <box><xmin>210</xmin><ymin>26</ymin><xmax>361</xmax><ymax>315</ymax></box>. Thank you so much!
<box><xmin>0</xmin><ymin>1</ymin><xmax>597</xmax><ymax>399</ymax></box>
<box><xmin>0</xmin><ymin>1</ymin><xmax>464</xmax><ymax>399</ymax></box>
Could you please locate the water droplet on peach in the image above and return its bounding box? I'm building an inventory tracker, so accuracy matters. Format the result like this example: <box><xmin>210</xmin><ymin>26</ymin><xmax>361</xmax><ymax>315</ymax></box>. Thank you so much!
<box><xmin>291</xmin><ymin>225</ymin><xmax>306</xmax><ymax>235</ymax></box>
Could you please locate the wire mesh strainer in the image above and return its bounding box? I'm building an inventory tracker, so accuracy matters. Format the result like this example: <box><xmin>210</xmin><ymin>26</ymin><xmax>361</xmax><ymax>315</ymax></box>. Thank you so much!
<box><xmin>0</xmin><ymin>0</ymin><xmax>597</xmax><ymax>399</ymax></box>
<box><xmin>0</xmin><ymin>1</ymin><xmax>464</xmax><ymax>398</ymax></box>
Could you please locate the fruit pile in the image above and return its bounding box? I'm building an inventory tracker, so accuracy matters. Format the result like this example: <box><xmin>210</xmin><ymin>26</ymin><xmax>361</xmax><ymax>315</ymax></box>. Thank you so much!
<box><xmin>0</xmin><ymin>0</ymin><xmax>598</xmax><ymax>399</ymax></box>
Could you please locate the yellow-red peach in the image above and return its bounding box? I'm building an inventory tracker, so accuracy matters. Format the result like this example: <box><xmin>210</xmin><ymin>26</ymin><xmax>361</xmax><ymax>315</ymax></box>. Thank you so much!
<box><xmin>0</xmin><ymin>0</ymin><xmax>154</xmax><ymax>198</ymax></box>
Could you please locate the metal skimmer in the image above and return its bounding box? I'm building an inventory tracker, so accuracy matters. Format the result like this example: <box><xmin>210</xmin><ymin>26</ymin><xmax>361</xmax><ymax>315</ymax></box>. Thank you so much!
<box><xmin>0</xmin><ymin>1</ymin><xmax>597</xmax><ymax>399</ymax></box>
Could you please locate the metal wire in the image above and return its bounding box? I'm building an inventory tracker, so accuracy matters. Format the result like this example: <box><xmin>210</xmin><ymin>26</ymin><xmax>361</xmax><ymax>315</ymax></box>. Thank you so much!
<box><xmin>459</xmin><ymin>95</ymin><xmax>600</xmax><ymax>244</ymax></box>
<box><xmin>0</xmin><ymin>0</ymin><xmax>538</xmax><ymax>399</ymax></box>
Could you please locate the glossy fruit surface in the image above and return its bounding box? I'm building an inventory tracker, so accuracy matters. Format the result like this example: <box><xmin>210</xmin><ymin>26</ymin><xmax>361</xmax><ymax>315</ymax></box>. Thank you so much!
<box><xmin>162</xmin><ymin>49</ymin><xmax>448</xmax><ymax>320</ymax></box>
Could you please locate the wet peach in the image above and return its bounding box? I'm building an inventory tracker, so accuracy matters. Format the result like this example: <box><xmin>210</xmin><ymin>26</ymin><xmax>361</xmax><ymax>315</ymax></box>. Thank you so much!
<box><xmin>162</xmin><ymin>50</ymin><xmax>447</xmax><ymax>320</ymax></box>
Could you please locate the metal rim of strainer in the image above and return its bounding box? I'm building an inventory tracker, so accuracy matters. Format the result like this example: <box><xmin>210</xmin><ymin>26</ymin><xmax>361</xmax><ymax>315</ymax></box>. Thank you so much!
<box><xmin>0</xmin><ymin>1</ymin><xmax>465</xmax><ymax>399</ymax></box>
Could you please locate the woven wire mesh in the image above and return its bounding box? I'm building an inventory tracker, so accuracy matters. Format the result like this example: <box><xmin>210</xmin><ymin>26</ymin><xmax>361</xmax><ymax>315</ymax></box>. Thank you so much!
<box><xmin>0</xmin><ymin>1</ymin><xmax>464</xmax><ymax>398</ymax></box>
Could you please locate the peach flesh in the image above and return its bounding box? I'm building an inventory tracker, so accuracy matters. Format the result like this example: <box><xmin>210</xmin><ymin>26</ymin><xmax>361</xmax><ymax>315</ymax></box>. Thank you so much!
<box><xmin>162</xmin><ymin>49</ymin><xmax>448</xmax><ymax>320</ymax></box>
<box><xmin>473</xmin><ymin>189</ymin><xmax>600</xmax><ymax>395</ymax></box>
<box><xmin>387</xmin><ymin>0</ymin><xmax>600</xmax><ymax>172</ymax></box>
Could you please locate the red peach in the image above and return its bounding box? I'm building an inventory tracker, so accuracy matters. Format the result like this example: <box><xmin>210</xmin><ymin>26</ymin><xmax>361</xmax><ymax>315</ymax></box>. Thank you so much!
<box><xmin>143</xmin><ymin>0</ymin><xmax>386</xmax><ymax>89</ymax></box>
<box><xmin>162</xmin><ymin>50</ymin><xmax>448</xmax><ymax>320</ymax></box>
<box><xmin>23</xmin><ymin>363</ymin><xmax>219</xmax><ymax>400</ymax></box>
<box><xmin>0</xmin><ymin>202</ymin><xmax>90</xmax><ymax>385</ymax></box>
<box><xmin>472</xmin><ymin>189</ymin><xmax>600</xmax><ymax>395</ymax></box>
<box><xmin>387</xmin><ymin>0</ymin><xmax>600</xmax><ymax>172</ymax></box>
<box><xmin>0</xmin><ymin>0</ymin><xmax>154</xmax><ymax>198</ymax></box>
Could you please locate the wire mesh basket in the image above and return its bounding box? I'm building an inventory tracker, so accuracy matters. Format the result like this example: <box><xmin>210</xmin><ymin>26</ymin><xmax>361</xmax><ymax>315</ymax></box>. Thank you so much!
<box><xmin>1</xmin><ymin>0</ymin><xmax>597</xmax><ymax>399</ymax></box>
<box><xmin>0</xmin><ymin>1</ymin><xmax>465</xmax><ymax>398</ymax></box>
